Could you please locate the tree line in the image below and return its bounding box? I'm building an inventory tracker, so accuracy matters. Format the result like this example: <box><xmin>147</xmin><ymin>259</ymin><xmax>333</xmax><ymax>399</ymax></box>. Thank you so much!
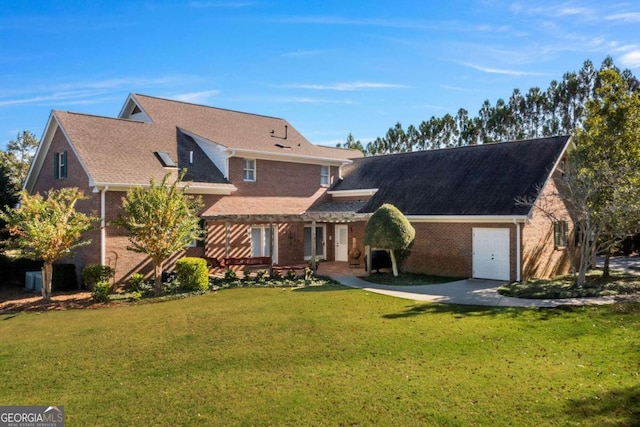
<box><xmin>339</xmin><ymin>57</ymin><xmax>639</xmax><ymax>155</ymax></box>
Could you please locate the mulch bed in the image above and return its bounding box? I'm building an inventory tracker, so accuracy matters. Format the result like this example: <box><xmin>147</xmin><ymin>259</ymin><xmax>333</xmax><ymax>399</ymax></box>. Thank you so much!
<box><xmin>0</xmin><ymin>286</ymin><xmax>123</xmax><ymax>313</ymax></box>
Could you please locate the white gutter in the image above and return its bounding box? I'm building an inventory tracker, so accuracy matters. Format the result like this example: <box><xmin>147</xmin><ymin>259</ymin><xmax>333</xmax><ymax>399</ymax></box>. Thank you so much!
<box><xmin>407</xmin><ymin>215</ymin><xmax>529</xmax><ymax>224</ymax></box>
<box><xmin>328</xmin><ymin>188</ymin><xmax>378</xmax><ymax>197</ymax></box>
<box><xmin>227</xmin><ymin>148</ymin><xmax>351</xmax><ymax>166</ymax></box>
<box><xmin>89</xmin><ymin>181</ymin><xmax>236</xmax><ymax>195</ymax></box>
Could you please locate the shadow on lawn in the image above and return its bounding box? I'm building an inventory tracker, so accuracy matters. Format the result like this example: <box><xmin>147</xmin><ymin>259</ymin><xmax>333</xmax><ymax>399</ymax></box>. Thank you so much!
<box><xmin>381</xmin><ymin>303</ymin><xmax>579</xmax><ymax>319</ymax></box>
<box><xmin>565</xmin><ymin>384</ymin><xmax>640</xmax><ymax>426</ymax></box>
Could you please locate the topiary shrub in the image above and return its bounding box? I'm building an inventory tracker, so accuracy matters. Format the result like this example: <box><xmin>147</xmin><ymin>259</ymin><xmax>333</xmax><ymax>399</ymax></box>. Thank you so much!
<box><xmin>364</xmin><ymin>203</ymin><xmax>415</xmax><ymax>277</ymax></box>
<box><xmin>82</xmin><ymin>264</ymin><xmax>115</xmax><ymax>290</ymax></box>
<box><xmin>91</xmin><ymin>280</ymin><xmax>111</xmax><ymax>303</ymax></box>
<box><xmin>176</xmin><ymin>257</ymin><xmax>209</xmax><ymax>292</ymax></box>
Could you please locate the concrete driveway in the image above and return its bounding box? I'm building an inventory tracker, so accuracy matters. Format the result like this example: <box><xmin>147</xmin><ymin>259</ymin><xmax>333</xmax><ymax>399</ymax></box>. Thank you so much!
<box><xmin>328</xmin><ymin>274</ymin><xmax>639</xmax><ymax>308</ymax></box>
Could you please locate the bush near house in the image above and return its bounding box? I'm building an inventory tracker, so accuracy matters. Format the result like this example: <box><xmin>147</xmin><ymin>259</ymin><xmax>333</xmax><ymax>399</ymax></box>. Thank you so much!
<box><xmin>175</xmin><ymin>257</ymin><xmax>209</xmax><ymax>292</ymax></box>
<box><xmin>81</xmin><ymin>264</ymin><xmax>115</xmax><ymax>290</ymax></box>
<box><xmin>91</xmin><ymin>281</ymin><xmax>111</xmax><ymax>303</ymax></box>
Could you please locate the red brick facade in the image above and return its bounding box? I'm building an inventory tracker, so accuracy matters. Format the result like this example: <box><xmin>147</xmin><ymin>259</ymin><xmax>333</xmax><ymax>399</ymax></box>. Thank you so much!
<box><xmin>28</xmin><ymin>112</ymin><xmax>571</xmax><ymax>286</ymax></box>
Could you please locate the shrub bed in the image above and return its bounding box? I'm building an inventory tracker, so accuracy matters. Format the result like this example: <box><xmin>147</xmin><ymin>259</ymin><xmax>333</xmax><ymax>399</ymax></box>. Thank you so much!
<box><xmin>498</xmin><ymin>269</ymin><xmax>640</xmax><ymax>299</ymax></box>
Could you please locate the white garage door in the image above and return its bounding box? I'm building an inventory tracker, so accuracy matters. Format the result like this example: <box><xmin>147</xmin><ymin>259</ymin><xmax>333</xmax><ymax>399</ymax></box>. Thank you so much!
<box><xmin>472</xmin><ymin>228</ymin><xmax>510</xmax><ymax>281</ymax></box>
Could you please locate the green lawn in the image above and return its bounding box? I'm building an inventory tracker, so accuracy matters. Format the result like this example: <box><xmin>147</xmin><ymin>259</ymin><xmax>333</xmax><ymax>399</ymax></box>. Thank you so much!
<box><xmin>1</xmin><ymin>284</ymin><xmax>639</xmax><ymax>426</ymax></box>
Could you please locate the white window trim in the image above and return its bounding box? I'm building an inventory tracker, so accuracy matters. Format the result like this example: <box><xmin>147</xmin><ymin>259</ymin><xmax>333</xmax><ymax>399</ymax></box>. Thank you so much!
<box><xmin>320</xmin><ymin>165</ymin><xmax>330</xmax><ymax>187</ymax></box>
<box><xmin>243</xmin><ymin>158</ymin><xmax>256</xmax><ymax>182</ymax></box>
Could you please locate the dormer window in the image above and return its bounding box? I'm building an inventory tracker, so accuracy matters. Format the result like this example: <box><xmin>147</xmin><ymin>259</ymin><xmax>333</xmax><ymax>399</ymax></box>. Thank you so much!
<box><xmin>243</xmin><ymin>159</ymin><xmax>256</xmax><ymax>182</ymax></box>
<box><xmin>320</xmin><ymin>165</ymin><xmax>330</xmax><ymax>186</ymax></box>
<box><xmin>54</xmin><ymin>151</ymin><xmax>67</xmax><ymax>179</ymax></box>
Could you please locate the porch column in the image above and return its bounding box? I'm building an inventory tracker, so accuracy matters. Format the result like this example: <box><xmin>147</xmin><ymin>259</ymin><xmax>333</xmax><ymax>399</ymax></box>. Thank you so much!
<box><xmin>365</xmin><ymin>245</ymin><xmax>371</xmax><ymax>276</ymax></box>
<box><xmin>311</xmin><ymin>219</ymin><xmax>317</xmax><ymax>270</ymax></box>
<box><xmin>225</xmin><ymin>221</ymin><xmax>230</xmax><ymax>257</ymax></box>
<box><xmin>269</xmin><ymin>222</ymin><xmax>274</xmax><ymax>275</ymax></box>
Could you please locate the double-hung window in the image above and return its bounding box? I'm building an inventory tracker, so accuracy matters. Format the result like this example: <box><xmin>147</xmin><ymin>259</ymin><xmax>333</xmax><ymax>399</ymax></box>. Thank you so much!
<box><xmin>320</xmin><ymin>165</ymin><xmax>330</xmax><ymax>186</ymax></box>
<box><xmin>243</xmin><ymin>159</ymin><xmax>256</xmax><ymax>182</ymax></box>
<box><xmin>554</xmin><ymin>220</ymin><xmax>569</xmax><ymax>249</ymax></box>
<box><xmin>54</xmin><ymin>151</ymin><xmax>67</xmax><ymax>179</ymax></box>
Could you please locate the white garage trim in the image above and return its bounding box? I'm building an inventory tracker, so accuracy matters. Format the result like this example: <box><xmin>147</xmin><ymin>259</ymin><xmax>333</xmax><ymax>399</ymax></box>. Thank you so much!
<box><xmin>472</xmin><ymin>228</ymin><xmax>510</xmax><ymax>281</ymax></box>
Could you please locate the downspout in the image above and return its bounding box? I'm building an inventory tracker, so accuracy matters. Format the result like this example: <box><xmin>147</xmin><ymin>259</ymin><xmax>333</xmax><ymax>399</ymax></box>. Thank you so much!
<box><xmin>100</xmin><ymin>186</ymin><xmax>109</xmax><ymax>265</ymax></box>
<box><xmin>515</xmin><ymin>218</ymin><xmax>521</xmax><ymax>282</ymax></box>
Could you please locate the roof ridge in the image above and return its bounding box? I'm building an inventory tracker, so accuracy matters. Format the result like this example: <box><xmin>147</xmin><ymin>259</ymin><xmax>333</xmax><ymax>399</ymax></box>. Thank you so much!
<box><xmin>362</xmin><ymin>135</ymin><xmax>571</xmax><ymax>159</ymax></box>
<box><xmin>55</xmin><ymin>110</ymin><xmax>148</xmax><ymax>124</ymax></box>
<box><xmin>132</xmin><ymin>93</ymin><xmax>286</xmax><ymax>121</ymax></box>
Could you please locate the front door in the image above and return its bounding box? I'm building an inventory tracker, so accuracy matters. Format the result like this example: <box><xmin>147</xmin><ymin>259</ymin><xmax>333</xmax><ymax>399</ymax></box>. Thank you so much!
<box><xmin>335</xmin><ymin>225</ymin><xmax>348</xmax><ymax>262</ymax></box>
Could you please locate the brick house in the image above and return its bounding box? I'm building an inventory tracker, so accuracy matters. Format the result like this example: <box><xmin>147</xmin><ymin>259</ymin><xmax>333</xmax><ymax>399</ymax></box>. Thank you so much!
<box><xmin>24</xmin><ymin>94</ymin><xmax>573</xmax><ymax>285</ymax></box>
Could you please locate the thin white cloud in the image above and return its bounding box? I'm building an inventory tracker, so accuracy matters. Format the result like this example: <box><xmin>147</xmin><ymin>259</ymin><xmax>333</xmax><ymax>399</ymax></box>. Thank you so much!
<box><xmin>171</xmin><ymin>90</ymin><xmax>221</xmax><ymax>103</ymax></box>
<box><xmin>619</xmin><ymin>49</ymin><xmax>640</xmax><ymax>68</ymax></box>
<box><xmin>0</xmin><ymin>90</ymin><xmax>105</xmax><ymax>107</ymax></box>
<box><xmin>509</xmin><ymin>3</ymin><xmax>596</xmax><ymax>19</ymax></box>
<box><xmin>461</xmin><ymin>62</ymin><xmax>545</xmax><ymax>76</ymax></box>
<box><xmin>0</xmin><ymin>76</ymin><xmax>187</xmax><ymax>107</ymax></box>
<box><xmin>606</xmin><ymin>12</ymin><xmax>640</xmax><ymax>23</ymax></box>
<box><xmin>280</xmin><ymin>82</ymin><xmax>409</xmax><ymax>91</ymax></box>
<box><xmin>55</xmin><ymin>76</ymin><xmax>179</xmax><ymax>92</ymax></box>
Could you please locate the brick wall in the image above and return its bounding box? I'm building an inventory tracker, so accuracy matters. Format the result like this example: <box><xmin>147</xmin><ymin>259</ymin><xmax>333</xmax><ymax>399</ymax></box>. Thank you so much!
<box><xmin>32</xmin><ymin>127</ymin><xmax>102</xmax><ymax>287</ymax></box>
<box><xmin>521</xmin><ymin>174</ymin><xmax>572</xmax><ymax>279</ymax></box>
<box><xmin>229</xmin><ymin>157</ymin><xmax>338</xmax><ymax>197</ymax></box>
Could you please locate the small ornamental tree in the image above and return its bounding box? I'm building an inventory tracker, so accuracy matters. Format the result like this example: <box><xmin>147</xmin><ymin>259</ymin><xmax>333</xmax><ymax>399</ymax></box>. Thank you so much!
<box><xmin>115</xmin><ymin>172</ymin><xmax>204</xmax><ymax>291</ymax></box>
<box><xmin>0</xmin><ymin>188</ymin><xmax>96</xmax><ymax>300</ymax></box>
<box><xmin>364</xmin><ymin>203</ymin><xmax>415</xmax><ymax>277</ymax></box>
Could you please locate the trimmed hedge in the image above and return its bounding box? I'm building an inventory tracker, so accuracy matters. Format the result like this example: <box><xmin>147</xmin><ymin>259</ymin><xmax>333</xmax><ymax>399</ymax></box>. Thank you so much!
<box><xmin>176</xmin><ymin>257</ymin><xmax>209</xmax><ymax>292</ymax></box>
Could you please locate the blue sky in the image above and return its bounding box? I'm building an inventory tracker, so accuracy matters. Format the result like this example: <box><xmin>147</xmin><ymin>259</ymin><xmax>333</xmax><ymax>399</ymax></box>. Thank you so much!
<box><xmin>1</xmin><ymin>1</ymin><xmax>639</xmax><ymax>147</ymax></box>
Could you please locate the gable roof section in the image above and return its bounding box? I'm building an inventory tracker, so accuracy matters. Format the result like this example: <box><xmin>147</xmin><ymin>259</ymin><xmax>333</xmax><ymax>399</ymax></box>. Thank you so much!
<box><xmin>330</xmin><ymin>135</ymin><xmax>571</xmax><ymax>217</ymax></box>
<box><xmin>128</xmin><ymin>93</ymin><xmax>362</xmax><ymax>163</ymax></box>
<box><xmin>44</xmin><ymin>111</ymin><xmax>234</xmax><ymax>193</ymax></box>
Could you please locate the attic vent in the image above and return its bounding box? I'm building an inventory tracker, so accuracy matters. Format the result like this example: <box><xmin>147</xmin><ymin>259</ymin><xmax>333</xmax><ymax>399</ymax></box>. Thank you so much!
<box><xmin>155</xmin><ymin>151</ymin><xmax>177</xmax><ymax>167</ymax></box>
<box><xmin>132</xmin><ymin>105</ymin><xmax>142</xmax><ymax>115</ymax></box>
<box><xmin>275</xmin><ymin>143</ymin><xmax>291</xmax><ymax>149</ymax></box>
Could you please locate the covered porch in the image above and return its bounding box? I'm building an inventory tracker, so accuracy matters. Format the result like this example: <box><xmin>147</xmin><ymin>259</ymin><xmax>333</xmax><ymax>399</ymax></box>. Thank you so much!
<box><xmin>201</xmin><ymin>209</ymin><xmax>372</xmax><ymax>273</ymax></box>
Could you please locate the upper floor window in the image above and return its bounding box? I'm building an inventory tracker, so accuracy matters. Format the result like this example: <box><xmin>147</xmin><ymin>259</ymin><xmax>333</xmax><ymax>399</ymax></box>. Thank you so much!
<box><xmin>243</xmin><ymin>159</ymin><xmax>256</xmax><ymax>182</ymax></box>
<box><xmin>320</xmin><ymin>165</ymin><xmax>330</xmax><ymax>186</ymax></box>
<box><xmin>554</xmin><ymin>220</ymin><xmax>569</xmax><ymax>249</ymax></box>
<box><xmin>54</xmin><ymin>151</ymin><xmax>67</xmax><ymax>179</ymax></box>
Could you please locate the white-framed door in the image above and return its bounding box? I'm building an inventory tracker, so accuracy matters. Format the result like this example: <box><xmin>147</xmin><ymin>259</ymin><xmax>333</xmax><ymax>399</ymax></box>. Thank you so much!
<box><xmin>335</xmin><ymin>225</ymin><xmax>349</xmax><ymax>262</ymax></box>
<box><xmin>250</xmin><ymin>225</ymin><xmax>278</xmax><ymax>263</ymax></box>
<box><xmin>472</xmin><ymin>228</ymin><xmax>510</xmax><ymax>281</ymax></box>
<box><xmin>304</xmin><ymin>224</ymin><xmax>326</xmax><ymax>260</ymax></box>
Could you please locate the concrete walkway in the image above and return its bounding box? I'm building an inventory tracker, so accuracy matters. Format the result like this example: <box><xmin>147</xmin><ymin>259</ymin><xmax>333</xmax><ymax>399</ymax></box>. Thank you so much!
<box><xmin>327</xmin><ymin>274</ymin><xmax>639</xmax><ymax>308</ymax></box>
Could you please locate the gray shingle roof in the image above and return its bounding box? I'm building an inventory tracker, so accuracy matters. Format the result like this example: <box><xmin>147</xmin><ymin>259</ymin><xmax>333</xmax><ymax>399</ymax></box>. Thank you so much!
<box><xmin>330</xmin><ymin>135</ymin><xmax>571</xmax><ymax>216</ymax></box>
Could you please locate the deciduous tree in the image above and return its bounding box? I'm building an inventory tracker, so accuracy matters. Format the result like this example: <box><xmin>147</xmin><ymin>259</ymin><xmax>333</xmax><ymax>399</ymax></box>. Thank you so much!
<box><xmin>1</xmin><ymin>188</ymin><xmax>96</xmax><ymax>300</ymax></box>
<box><xmin>115</xmin><ymin>172</ymin><xmax>204</xmax><ymax>291</ymax></box>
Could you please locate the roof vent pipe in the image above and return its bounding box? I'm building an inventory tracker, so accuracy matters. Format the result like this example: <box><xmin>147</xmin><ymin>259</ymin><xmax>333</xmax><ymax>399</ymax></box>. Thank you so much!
<box><xmin>270</xmin><ymin>125</ymin><xmax>288</xmax><ymax>140</ymax></box>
